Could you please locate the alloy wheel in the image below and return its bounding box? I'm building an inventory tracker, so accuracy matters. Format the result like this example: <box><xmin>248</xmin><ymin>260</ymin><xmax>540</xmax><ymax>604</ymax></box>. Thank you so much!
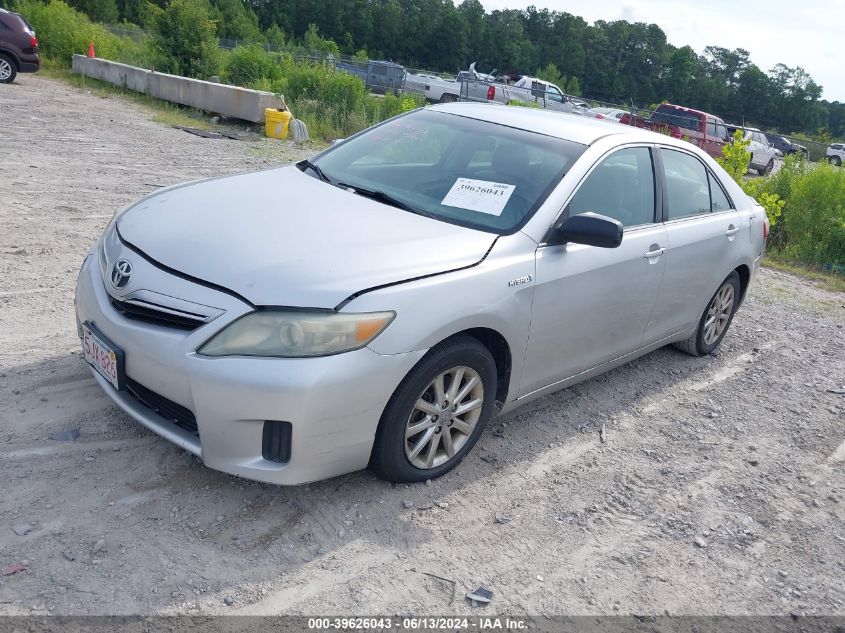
<box><xmin>0</xmin><ymin>58</ymin><xmax>11</xmax><ymax>82</ymax></box>
<box><xmin>404</xmin><ymin>366</ymin><xmax>484</xmax><ymax>469</ymax></box>
<box><xmin>703</xmin><ymin>282</ymin><xmax>735</xmax><ymax>345</ymax></box>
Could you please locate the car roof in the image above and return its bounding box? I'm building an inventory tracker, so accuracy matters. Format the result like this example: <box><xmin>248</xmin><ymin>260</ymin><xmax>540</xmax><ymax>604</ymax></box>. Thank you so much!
<box><xmin>429</xmin><ymin>101</ymin><xmax>677</xmax><ymax>146</ymax></box>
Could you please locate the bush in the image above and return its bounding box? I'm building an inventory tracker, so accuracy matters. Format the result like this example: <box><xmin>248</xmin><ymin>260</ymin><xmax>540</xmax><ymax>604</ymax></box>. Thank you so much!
<box><xmin>151</xmin><ymin>0</ymin><xmax>222</xmax><ymax>79</ymax></box>
<box><xmin>17</xmin><ymin>0</ymin><xmax>150</xmax><ymax>67</ymax></box>
<box><xmin>778</xmin><ymin>163</ymin><xmax>845</xmax><ymax>266</ymax></box>
<box><xmin>223</xmin><ymin>45</ymin><xmax>283</xmax><ymax>87</ymax></box>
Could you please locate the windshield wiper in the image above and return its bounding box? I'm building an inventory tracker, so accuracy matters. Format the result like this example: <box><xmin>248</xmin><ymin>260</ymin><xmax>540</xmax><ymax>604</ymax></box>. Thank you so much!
<box><xmin>337</xmin><ymin>183</ymin><xmax>430</xmax><ymax>217</ymax></box>
<box><xmin>298</xmin><ymin>159</ymin><xmax>333</xmax><ymax>184</ymax></box>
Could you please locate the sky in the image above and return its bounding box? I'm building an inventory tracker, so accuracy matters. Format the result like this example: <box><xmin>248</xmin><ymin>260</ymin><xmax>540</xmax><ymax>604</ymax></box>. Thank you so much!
<box><xmin>480</xmin><ymin>0</ymin><xmax>845</xmax><ymax>102</ymax></box>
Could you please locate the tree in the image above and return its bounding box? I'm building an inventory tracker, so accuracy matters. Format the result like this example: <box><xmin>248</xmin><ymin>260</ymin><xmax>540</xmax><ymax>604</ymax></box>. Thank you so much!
<box><xmin>152</xmin><ymin>0</ymin><xmax>221</xmax><ymax>78</ymax></box>
<box><xmin>67</xmin><ymin>0</ymin><xmax>118</xmax><ymax>22</ymax></box>
<box><xmin>210</xmin><ymin>0</ymin><xmax>262</xmax><ymax>42</ymax></box>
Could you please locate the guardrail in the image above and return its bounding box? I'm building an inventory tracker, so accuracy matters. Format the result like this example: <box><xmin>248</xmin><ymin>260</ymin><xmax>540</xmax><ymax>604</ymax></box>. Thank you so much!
<box><xmin>71</xmin><ymin>55</ymin><xmax>283</xmax><ymax>123</ymax></box>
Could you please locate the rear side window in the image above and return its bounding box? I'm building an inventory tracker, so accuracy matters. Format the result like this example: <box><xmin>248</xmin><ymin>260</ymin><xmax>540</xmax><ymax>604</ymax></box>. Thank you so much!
<box><xmin>709</xmin><ymin>172</ymin><xmax>733</xmax><ymax>212</ymax></box>
<box><xmin>568</xmin><ymin>147</ymin><xmax>656</xmax><ymax>227</ymax></box>
<box><xmin>661</xmin><ymin>149</ymin><xmax>711</xmax><ymax>219</ymax></box>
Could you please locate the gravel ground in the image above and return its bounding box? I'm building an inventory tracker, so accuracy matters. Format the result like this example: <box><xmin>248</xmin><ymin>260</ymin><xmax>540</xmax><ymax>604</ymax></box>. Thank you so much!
<box><xmin>1</xmin><ymin>75</ymin><xmax>844</xmax><ymax>617</ymax></box>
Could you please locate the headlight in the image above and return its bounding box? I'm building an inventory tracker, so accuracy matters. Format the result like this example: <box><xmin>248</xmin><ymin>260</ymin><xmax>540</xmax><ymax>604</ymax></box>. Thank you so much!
<box><xmin>198</xmin><ymin>310</ymin><xmax>395</xmax><ymax>358</ymax></box>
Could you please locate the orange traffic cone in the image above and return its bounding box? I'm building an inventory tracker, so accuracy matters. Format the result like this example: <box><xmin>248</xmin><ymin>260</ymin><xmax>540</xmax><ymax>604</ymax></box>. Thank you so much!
<box><xmin>87</xmin><ymin>41</ymin><xmax>95</xmax><ymax>58</ymax></box>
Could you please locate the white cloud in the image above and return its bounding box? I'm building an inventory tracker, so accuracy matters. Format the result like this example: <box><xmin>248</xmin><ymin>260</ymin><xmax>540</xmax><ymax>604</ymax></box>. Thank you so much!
<box><xmin>478</xmin><ymin>0</ymin><xmax>845</xmax><ymax>102</ymax></box>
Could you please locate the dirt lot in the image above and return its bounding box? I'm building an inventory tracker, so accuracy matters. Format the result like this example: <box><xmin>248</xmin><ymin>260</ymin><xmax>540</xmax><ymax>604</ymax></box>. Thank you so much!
<box><xmin>1</xmin><ymin>75</ymin><xmax>844</xmax><ymax>617</ymax></box>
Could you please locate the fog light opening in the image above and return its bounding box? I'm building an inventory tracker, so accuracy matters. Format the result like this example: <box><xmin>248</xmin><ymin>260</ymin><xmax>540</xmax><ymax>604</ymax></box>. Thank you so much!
<box><xmin>262</xmin><ymin>421</ymin><xmax>292</xmax><ymax>464</ymax></box>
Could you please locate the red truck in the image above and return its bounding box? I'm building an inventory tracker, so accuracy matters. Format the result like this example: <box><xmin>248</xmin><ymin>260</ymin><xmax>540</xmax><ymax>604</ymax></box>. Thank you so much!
<box><xmin>620</xmin><ymin>103</ymin><xmax>729</xmax><ymax>159</ymax></box>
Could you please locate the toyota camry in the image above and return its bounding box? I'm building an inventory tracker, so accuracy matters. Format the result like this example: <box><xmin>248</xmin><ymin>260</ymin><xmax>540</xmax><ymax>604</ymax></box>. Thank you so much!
<box><xmin>75</xmin><ymin>103</ymin><xmax>768</xmax><ymax>484</ymax></box>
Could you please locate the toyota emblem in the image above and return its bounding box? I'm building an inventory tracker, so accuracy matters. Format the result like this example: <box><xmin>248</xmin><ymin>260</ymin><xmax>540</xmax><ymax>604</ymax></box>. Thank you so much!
<box><xmin>110</xmin><ymin>259</ymin><xmax>133</xmax><ymax>289</ymax></box>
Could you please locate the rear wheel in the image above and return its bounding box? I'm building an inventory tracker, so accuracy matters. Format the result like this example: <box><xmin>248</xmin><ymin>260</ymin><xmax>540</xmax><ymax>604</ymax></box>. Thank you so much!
<box><xmin>370</xmin><ymin>335</ymin><xmax>497</xmax><ymax>483</ymax></box>
<box><xmin>0</xmin><ymin>54</ymin><xmax>16</xmax><ymax>84</ymax></box>
<box><xmin>673</xmin><ymin>272</ymin><xmax>741</xmax><ymax>357</ymax></box>
<box><xmin>762</xmin><ymin>158</ymin><xmax>775</xmax><ymax>176</ymax></box>
<box><xmin>439</xmin><ymin>92</ymin><xmax>458</xmax><ymax>103</ymax></box>
<box><xmin>832</xmin><ymin>156</ymin><xmax>842</xmax><ymax>167</ymax></box>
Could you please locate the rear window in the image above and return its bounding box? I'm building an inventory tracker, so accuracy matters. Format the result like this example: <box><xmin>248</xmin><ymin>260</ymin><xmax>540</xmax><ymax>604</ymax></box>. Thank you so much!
<box><xmin>651</xmin><ymin>105</ymin><xmax>700</xmax><ymax>132</ymax></box>
<box><xmin>4</xmin><ymin>11</ymin><xmax>34</xmax><ymax>33</ymax></box>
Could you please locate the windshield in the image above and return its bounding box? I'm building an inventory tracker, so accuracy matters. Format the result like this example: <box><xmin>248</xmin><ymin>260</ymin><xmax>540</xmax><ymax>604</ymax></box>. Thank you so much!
<box><xmin>310</xmin><ymin>109</ymin><xmax>585</xmax><ymax>233</ymax></box>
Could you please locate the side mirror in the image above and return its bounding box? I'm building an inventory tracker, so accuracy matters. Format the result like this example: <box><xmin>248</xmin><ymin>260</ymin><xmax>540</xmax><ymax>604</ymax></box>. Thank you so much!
<box><xmin>556</xmin><ymin>212</ymin><xmax>623</xmax><ymax>248</ymax></box>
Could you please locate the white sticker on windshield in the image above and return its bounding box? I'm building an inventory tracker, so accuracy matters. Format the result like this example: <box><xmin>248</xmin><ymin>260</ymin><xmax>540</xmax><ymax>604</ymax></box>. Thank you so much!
<box><xmin>441</xmin><ymin>178</ymin><xmax>515</xmax><ymax>216</ymax></box>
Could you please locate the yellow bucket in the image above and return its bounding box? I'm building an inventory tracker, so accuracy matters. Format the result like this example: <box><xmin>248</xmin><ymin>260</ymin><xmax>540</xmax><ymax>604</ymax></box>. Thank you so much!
<box><xmin>265</xmin><ymin>108</ymin><xmax>292</xmax><ymax>140</ymax></box>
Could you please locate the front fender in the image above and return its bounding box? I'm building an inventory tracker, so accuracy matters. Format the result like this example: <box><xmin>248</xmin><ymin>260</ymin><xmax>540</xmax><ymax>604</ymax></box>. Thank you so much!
<box><xmin>345</xmin><ymin>231</ymin><xmax>539</xmax><ymax>404</ymax></box>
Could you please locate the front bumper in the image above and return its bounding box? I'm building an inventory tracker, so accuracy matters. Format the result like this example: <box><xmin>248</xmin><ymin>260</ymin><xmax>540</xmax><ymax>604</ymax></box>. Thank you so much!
<box><xmin>75</xmin><ymin>250</ymin><xmax>426</xmax><ymax>485</ymax></box>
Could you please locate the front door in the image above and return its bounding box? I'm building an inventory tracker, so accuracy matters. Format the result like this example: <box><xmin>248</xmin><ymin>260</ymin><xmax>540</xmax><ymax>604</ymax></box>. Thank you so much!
<box><xmin>520</xmin><ymin>146</ymin><xmax>668</xmax><ymax>396</ymax></box>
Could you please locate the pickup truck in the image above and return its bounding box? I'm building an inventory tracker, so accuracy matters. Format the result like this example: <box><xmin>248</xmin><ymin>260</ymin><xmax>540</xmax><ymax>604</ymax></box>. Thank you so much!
<box><xmin>620</xmin><ymin>104</ymin><xmax>729</xmax><ymax>159</ymax></box>
<box><xmin>460</xmin><ymin>73</ymin><xmax>589</xmax><ymax>115</ymax></box>
<box><xmin>408</xmin><ymin>65</ymin><xmax>587</xmax><ymax>115</ymax></box>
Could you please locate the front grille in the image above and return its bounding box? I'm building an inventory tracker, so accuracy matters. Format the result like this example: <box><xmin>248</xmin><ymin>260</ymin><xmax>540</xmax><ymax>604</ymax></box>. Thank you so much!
<box><xmin>125</xmin><ymin>377</ymin><xmax>198</xmax><ymax>435</ymax></box>
<box><xmin>110</xmin><ymin>298</ymin><xmax>205</xmax><ymax>331</ymax></box>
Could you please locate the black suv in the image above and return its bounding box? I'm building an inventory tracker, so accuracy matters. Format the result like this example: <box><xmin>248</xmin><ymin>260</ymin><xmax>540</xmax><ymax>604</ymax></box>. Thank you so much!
<box><xmin>768</xmin><ymin>135</ymin><xmax>809</xmax><ymax>159</ymax></box>
<box><xmin>0</xmin><ymin>8</ymin><xmax>39</xmax><ymax>84</ymax></box>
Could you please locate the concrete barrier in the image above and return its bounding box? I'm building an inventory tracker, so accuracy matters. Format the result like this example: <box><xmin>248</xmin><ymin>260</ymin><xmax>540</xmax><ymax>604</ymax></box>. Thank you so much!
<box><xmin>71</xmin><ymin>55</ymin><xmax>282</xmax><ymax>123</ymax></box>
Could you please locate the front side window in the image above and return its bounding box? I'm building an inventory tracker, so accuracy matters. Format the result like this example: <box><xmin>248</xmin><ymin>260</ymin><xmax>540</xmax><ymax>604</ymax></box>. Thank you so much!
<box><xmin>661</xmin><ymin>149</ymin><xmax>712</xmax><ymax>219</ymax></box>
<box><xmin>567</xmin><ymin>147</ymin><xmax>656</xmax><ymax>228</ymax></box>
<box><xmin>546</xmin><ymin>85</ymin><xmax>564</xmax><ymax>103</ymax></box>
<box><xmin>311</xmin><ymin>110</ymin><xmax>586</xmax><ymax>234</ymax></box>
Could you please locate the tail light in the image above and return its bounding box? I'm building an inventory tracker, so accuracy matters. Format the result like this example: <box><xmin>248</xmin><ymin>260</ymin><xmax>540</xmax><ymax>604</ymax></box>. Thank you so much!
<box><xmin>763</xmin><ymin>219</ymin><xmax>768</xmax><ymax>240</ymax></box>
<box><xmin>30</xmin><ymin>35</ymin><xmax>38</xmax><ymax>50</ymax></box>
<box><xmin>487</xmin><ymin>85</ymin><xmax>495</xmax><ymax>100</ymax></box>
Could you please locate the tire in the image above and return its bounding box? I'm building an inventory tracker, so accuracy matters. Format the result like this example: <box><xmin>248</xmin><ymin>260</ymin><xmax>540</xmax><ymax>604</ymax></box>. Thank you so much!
<box><xmin>439</xmin><ymin>92</ymin><xmax>458</xmax><ymax>104</ymax></box>
<box><xmin>763</xmin><ymin>158</ymin><xmax>774</xmax><ymax>176</ymax></box>
<box><xmin>0</xmin><ymin>54</ymin><xmax>17</xmax><ymax>84</ymax></box>
<box><xmin>370</xmin><ymin>334</ymin><xmax>497</xmax><ymax>483</ymax></box>
<box><xmin>833</xmin><ymin>156</ymin><xmax>842</xmax><ymax>167</ymax></box>
<box><xmin>673</xmin><ymin>271</ymin><xmax>741</xmax><ymax>357</ymax></box>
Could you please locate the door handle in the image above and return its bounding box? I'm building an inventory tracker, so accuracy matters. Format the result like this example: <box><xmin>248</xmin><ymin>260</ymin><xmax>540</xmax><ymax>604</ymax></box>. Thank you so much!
<box><xmin>643</xmin><ymin>247</ymin><xmax>666</xmax><ymax>258</ymax></box>
<box><xmin>725</xmin><ymin>226</ymin><xmax>739</xmax><ymax>237</ymax></box>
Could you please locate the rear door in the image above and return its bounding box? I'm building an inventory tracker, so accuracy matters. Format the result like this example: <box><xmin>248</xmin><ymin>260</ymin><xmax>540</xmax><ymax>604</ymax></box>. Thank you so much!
<box><xmin>520</xmin><ymin>146</ymin><xmax>668</xmax><ymax>395</ymax></box>
<box><xmin>646</xmin><ymin>147</ymin><xmax>743</xmax><ymax>340</ymax></box>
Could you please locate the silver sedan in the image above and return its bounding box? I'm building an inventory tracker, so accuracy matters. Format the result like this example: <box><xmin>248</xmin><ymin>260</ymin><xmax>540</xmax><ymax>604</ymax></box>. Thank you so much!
<box><xmin>75</xmin><ymin>103</ymin><xmax>768</xmax><ymax>484</ymax></box>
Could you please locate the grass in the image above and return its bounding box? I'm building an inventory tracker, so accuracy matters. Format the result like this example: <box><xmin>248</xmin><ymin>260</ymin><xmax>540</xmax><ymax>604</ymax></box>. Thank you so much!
<box><xmin>763</xmin><ymin>256</ymin><xmax>845</xmax><ymax>293</ymax></box>
<box><xmin>44</xmin><ymin>66</ymin><xmax>227</xmax><ymax>131</ymax></box>
<box><xmin>43</xmin><ymin>66</ymin><xmax>327</xmax><ymax>152</ymax></box>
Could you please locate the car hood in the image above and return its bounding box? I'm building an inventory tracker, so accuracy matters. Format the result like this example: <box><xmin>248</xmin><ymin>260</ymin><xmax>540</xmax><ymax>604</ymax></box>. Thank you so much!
<box><xmin>117</xmin><ymin>166</ymin><xmax>497</xmax><ymax>307</ymax></box>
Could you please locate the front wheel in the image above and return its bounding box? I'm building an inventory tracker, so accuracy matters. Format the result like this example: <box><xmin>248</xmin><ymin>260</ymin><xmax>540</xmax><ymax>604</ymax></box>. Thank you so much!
<box><xmin>832</xmin><ymin>156</ymin><xmax>842</xmax><ymax>167</ymax></box>
<box><xmin>370</xmin><ymin>335</ymin><xmax>497</xmax><ymax>483</ymax></box>
<box><xmin>673</xmin><ymin>272</ymin><xmax>741</xmax><ymax>357</ymax></box>
<box><xmin>0</xmin><ymin>54</ymin><xmax>17</xmax><ymax>84</ymax></box>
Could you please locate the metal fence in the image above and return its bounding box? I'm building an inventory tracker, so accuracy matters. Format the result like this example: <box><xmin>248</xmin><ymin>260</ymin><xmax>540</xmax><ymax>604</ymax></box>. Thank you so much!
<box><xmin>99</xmin><ymin>27</ymin><xmax>836</xmax><ymax>159</ymax></box>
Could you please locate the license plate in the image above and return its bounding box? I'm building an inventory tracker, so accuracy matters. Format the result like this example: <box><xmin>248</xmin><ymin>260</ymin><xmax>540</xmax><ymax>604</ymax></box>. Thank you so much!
<box><xmin>82</xmin><ymin>322</ymin><xmax>125</xmax><ymax>391</ymax></box>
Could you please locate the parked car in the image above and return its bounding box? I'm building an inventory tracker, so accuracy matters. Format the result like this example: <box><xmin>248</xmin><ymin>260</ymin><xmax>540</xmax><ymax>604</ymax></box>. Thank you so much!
<box><xmin>76</xmin><ymin>103</ymin><xmax>767</xmax><ymax>485</ymax></box>
<box><xmin>620</xmin><ymin>104</ymin><xmax>729</xmax><ymax>159</ymax></box>
<box><xmin>827</xmin><ymin>143</ymin><xmax>844</xmax><ymax>166</ymax></box>
<box><xmin>335</xmin><ymin>59</ymin><xmax>405</xmax><ymax>95</ymax></box>
<box><xmin>768</xmin><ymin>134</ymin><xmax>809</xmax><ymax>159</ymax></box>
<box><xmin>586</xmin><ymin>107</ymin><xmax>628</xmax><ymax>122</ymax></box>
<box><xmin>739</xmin><ymin>127</ymin><xmax>780</xmax><ymax>175</ymax></box>
<box><xmin>0</xmin><ymin>8</ymin><xmax>39</xmax><ymax>83</ymax></box>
